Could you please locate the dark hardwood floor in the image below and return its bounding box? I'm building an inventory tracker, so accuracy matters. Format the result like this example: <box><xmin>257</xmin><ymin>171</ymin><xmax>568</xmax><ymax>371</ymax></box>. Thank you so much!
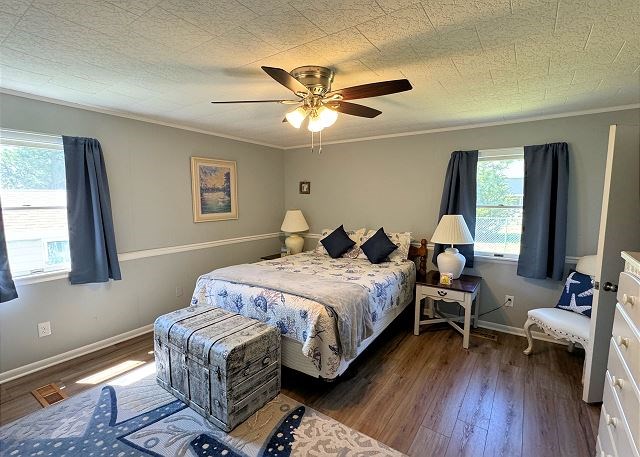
<box><xmin>0</xmin><ymin>312</ymin><xmax>600</xmax><ymax>457</ymax></box>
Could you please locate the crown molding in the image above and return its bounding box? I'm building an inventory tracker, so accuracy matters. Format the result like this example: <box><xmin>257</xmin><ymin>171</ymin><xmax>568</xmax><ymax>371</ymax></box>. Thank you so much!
<box><xmin>0</xmin><ymin>88</ymin><xmax>284</xmax><ymax>150</ymax></box>
<box><xmin>283</xmin><ymin>103</ymin><xmax>640</xmax><ymax>149</ymax></box>
<box><xmin>3</xmin><ymin>88</ymin><xmax>637</xmax><ymax>150</ymax></box>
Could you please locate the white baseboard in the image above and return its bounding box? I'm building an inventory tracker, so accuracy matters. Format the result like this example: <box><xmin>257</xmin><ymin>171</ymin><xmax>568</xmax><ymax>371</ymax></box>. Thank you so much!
<box><xmin>477</xmin><ymin>319</ymin><xmax>568</xmax><ymax>346</ymax></box>
<box><xmin>0</xmin><ymin>324</ymin><xmax>154</xmax><ymax>384</ymax></box>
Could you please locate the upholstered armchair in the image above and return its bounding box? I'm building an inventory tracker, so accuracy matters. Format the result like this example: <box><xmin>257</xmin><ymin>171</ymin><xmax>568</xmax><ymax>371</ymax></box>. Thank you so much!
<box><xmin>523</xmin><ymin>255</ymin><xmax>597</xmax><ymax>355</ymax></box>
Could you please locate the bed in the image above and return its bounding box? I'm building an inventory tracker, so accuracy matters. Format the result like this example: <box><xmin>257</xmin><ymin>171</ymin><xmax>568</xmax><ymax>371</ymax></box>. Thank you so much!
<box><xmin>190</xmin><ymin>239</ymin><xmax>427</xmax><ymax>379</ymax></box>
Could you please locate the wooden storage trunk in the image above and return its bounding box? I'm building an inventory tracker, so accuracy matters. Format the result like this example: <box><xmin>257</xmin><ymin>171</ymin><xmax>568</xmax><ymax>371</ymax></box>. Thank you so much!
<box><xmin>154</xmin><ymin>306</ymin><xmax>281</xmax><ymax>432</ymax></box>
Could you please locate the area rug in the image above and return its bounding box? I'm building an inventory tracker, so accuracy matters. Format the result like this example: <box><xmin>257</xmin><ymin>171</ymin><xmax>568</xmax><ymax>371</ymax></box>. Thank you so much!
<box><xmin>0</xmin><ymin>363</ymin><xmax>404</xmax><ymax>456</ymax></box>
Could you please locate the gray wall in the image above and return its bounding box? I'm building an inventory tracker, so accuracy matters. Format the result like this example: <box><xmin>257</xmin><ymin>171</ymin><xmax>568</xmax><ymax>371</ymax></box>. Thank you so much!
<box><xmin>0</xmin><ymin>93</ymin><xmax>284</xmax><ymax>372</ymax></box>
<box><xmin>284</xmin><ymin>108</ymin><xmax>640</xmax><ymax>329</ymax></box>
<box><xmin>2</xmin><ymin>91</ymin><xmax>638</xmax><ymax>373</ymax></box>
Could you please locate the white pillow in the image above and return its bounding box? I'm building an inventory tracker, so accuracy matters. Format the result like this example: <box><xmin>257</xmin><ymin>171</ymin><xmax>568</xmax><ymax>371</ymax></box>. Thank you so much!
<box><xmin>358</xmin><ymin>230</ymin><xmax>412</xmax><ymax>262</ymax></box>
<box><xmin>314</xmin><ymin>227</ymin><xmax>367</xmax><ymax>257</ymax></box>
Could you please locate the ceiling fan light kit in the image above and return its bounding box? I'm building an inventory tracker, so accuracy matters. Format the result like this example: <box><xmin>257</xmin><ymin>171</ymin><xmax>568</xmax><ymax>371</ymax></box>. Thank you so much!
<box><xmin>285</xmin><ymin>106</ymin><xmax>308</xmax><ymax>129</ymax></box>
<box><xmin>211</xmin><ymin>65</ymin><xmax>413</xmax><ymax>152</ymax></box>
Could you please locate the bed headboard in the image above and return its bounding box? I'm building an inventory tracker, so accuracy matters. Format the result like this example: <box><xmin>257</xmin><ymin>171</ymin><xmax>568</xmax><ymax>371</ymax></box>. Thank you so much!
<box><xmin>408</xmin><ymin>239</ymin><xmax>428</xmax><ymax>278</ymax></box>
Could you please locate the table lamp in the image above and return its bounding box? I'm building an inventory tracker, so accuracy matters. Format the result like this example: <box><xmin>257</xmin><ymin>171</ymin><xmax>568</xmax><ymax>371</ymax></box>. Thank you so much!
<box><xmin>430</xmin><ymin>215</ymin><xmax>474</xmax><ymax>279</ymax></box>
<box><xmin>281</xmin><ymin>210</ymin><xmax>309</xmax><ymax>254</ymax></box>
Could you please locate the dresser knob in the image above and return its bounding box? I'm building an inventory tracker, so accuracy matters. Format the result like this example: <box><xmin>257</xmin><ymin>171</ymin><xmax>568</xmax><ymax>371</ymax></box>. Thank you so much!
<box><xmin>606</xmin><ymin>414</ymin><xmax>618</xmax><ymax>427</ymax></box>
<box><xmin>616</xmin><ymin>336</ymin><xmax>630</xmax><ymax>349</ymax></box>
<box><xmin>263</xmin><ymin>356</ymin><xmax>271</xmax><ymax>365</ymax></box>
<box><xmin>437</xmin><ymin>290</ymin><xmax>447</xmax><ymax>297</ymax></box>
<box><xmin>611</xmin><ymin>376</ymin><xmax>624</xmax><ymax>389</ymax></box>
<box><xmin>622</xmin><ymin>293</ymin><xmax>636</xmax><ymax>307</ymax></box>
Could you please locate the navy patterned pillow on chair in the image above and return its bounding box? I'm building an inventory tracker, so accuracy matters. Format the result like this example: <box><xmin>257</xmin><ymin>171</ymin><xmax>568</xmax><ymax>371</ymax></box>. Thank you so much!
<box><xmin>555</xmin><ymin>270</ymin><xmax>594</xmax><ymax>317</ymax></box>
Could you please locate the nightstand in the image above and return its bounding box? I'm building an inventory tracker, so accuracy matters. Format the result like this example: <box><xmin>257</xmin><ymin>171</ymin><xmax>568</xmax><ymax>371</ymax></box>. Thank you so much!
<box><xmin>260</xmin><ymin>253</ymin><xmax>283</xmax><ymax>261</ymax></box>
<box><xmin>414</xmin><ymin>270</ymin><xmax>482</xmax><ymax>349</ymax></box>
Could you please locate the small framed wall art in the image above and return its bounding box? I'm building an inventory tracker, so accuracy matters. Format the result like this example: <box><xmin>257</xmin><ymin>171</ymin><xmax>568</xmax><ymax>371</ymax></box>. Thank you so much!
<box><xmin>299</xmin><ymin>181</ymin><xmax>310</xmax><ymax>194</ymax></box>
<box><xmin>191</xmin><ymin>157</ymin><xmax>238</xmax><ymax>222</ymax></box>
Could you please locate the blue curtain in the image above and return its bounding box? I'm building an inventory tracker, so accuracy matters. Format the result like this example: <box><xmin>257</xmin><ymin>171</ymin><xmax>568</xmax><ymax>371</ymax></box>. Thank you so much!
<box><xmin>63</xmin><ymin>136</ymin><xmax>121</xmax><ymax>284</ymax></box>
<box><xmin>432</xmin><ymin>150</ymin><xmax>478</xmax><ymax>268</ymax></box>
<box><xmin>0</xmin><ymin>204</ymin><xmax>18</xmax><ymax>302</ymax></box>
<box><xmin>517</xmin><ymin>142</ymin><xmax>569</xmax><ymax>280</ymax></box>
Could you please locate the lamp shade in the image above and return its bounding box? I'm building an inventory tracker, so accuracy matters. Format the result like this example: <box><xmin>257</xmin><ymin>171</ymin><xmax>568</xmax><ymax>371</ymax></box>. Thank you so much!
<box><xmin>281</xmin><ymin>210</ymin><xmax>309</xmax><ymax>233</ymax></box>
<box><xmin>430</xmin><ymin>215</ymin><xmax>474</xmax><ymax>245</ymax></box>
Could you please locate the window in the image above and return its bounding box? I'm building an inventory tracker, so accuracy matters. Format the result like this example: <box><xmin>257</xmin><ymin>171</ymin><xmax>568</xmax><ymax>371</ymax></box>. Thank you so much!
<box><xmin>0</xmin><ymin>129</ymin><xmax>70</xmax><ymax>277</ymax></box>
<box><xmin>475</xmin><ymin>147</ymin><xmax>524</xmax><ymax>258</ymax></box>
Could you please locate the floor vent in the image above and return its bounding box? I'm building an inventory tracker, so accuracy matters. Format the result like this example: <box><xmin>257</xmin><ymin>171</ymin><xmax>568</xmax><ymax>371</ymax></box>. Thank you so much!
<box><xmin>31</xmin><ymin>383</ymin><xmax>67</xmax><ymax>408</ymax></box>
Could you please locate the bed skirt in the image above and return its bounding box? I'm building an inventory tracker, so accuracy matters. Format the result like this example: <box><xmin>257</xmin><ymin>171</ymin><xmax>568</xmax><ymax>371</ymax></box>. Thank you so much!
<box><xmin>281</xmin><ymin>298</ymin><xmax>412</xmax><ymax>379</ymax></box>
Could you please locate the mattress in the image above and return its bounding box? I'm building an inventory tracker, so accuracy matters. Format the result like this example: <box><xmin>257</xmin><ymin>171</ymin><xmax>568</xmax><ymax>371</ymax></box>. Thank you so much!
<box><xmin>191</xmin><ymin>251</ymin><xmax>416</xmax><ymax>378</ymax></box>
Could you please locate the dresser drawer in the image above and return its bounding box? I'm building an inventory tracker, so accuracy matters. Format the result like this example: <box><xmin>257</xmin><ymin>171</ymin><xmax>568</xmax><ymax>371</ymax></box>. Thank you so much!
<box><xmin>423</xmin><ymin>286</ymin><xmax>465</xmax><ymax>302</ymax></box>
<box><xmin>607</xmin><ymin>339</ymin><xmax>640</xmax><ymax>449</ymax></box>
<box><xmin>597</xmin><ymin>417</ymin><xmax>617</xmax><ymax>457</ymax></box>
<box><xmin>612</xmin><ymin>304</ymin><xmax>640</xmax><ymax>381</ymax></box>
<box><xmin>618</xmin><ymin>271</ymin><xmax>640</xmax><ymax>328</ymax></box>
<box><xmin>603</xmin><ymin>371</ymin><xmax>639</xmax><ymax>457</ymax></box>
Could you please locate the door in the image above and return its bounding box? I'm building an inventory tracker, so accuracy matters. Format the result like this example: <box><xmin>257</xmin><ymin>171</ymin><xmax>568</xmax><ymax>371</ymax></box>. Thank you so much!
<box><xmin>583</xmin><ymin>124</ymin><xmax>640</xmax><ymax>403</ymax></box>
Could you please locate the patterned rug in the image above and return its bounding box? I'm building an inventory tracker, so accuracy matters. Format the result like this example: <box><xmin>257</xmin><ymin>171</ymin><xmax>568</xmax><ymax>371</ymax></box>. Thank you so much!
<box><xmin>0</xmin><ymin>363</ymin><xmax>403</xmax><ymax>456</ymax></box>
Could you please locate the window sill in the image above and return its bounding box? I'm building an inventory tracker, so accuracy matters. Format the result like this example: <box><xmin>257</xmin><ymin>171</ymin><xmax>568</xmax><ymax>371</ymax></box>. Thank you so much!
<box><xmin>474</xmin><ymin>254</ymin><xmax>519</xmax><ymax>264</ymax></box>
<box><xmin>14</xmin><ymin>270</ymin><xmax>69</xmax><ymax>286</ymax></box>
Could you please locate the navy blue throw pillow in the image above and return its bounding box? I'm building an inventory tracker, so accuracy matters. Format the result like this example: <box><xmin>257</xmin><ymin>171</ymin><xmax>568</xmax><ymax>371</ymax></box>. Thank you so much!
<box><xmin>361</xmin><ymin>228</ymin><xmax>398</xmax><ymax>264</ymax></box>
<box><xmin>555</xmin><ymin>270</ymin><xmax>594</xmax><ymax>317</ymax></box>
<box><xmin>321</xmin><ymin>225</ymin><xmax>355</xmax><ymax>258</ymax></box>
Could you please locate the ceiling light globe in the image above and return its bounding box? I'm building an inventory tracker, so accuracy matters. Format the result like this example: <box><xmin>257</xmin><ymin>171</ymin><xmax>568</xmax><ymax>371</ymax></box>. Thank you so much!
<box><xmin>307</xmin><ymin>115</ymin><xmax>324</xmax><ymax>132</ymax></box>
<box><xmin>318</xmin><ymin>106</ymin><xmax>338</xmax><ymax>128</ymax></box>
<box><xmin>285</xmin><ymin>107</ymin><xmax>307</xmax><ymax>129</ymax></box>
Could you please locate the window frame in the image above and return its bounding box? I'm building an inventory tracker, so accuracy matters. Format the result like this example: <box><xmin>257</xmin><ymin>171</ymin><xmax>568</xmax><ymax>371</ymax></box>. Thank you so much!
<box><xmin>0</xmin><ymin>128</ymin><xmax>70</xmax><ymax>279</ymax></box>
<box><xmin>475</xmin><ymin>147</ymin><xmax>525</xmax><ymax>261</ymax></box>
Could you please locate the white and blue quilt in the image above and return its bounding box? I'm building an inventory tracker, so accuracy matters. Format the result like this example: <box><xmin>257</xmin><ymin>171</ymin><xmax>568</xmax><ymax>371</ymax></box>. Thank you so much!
<box><xmin>191</xmin><ymin>252</ymin><xmax>415</xmax><ymax>378</ymax></box>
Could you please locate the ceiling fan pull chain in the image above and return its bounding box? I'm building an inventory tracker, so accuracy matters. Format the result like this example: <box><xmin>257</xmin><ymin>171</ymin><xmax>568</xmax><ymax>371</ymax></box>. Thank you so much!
<box><xmin>319</xmin><ymin>130</ymin><xmax>322</xmax><ymax>154</ymax></box>
<box><xmin>310</xmin><ymin>131</ymin><xmax>314</xmax><ymax>153</ymax></box>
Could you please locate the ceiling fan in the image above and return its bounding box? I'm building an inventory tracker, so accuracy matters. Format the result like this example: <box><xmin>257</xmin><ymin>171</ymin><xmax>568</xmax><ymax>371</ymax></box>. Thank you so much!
<box><xmin>211</xmin><ymin>66</ymin><xmax>413</xmax><ymax>134</ymax></box>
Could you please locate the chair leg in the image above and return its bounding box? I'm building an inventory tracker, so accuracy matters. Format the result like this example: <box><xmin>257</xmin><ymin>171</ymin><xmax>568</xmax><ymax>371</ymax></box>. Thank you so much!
<box><xmin>523</xmin><ymin>317</ymin><xmax>535</xmax><ymax>355</ymax></box>
<box><xmin>567</xmin><ymin>342</ymin><xmax>575</xmax><ymax>353</ymax></box>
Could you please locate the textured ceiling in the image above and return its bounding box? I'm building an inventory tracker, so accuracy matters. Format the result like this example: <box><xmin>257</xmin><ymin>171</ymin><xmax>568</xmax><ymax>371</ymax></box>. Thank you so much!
<box><xmin>1</xmin><ymin>0</ymin><xmax>638</xmax><ymax>147</ymax></box>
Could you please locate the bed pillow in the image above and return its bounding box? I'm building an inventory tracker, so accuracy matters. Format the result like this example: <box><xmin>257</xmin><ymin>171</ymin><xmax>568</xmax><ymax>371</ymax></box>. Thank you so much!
<box><xmin>314</xmin><ymin>227</ymin><xmax>366</xmax><ymax>257</ymax></box>
<box><xmin>358</xmin><ymin>230</ymin><xmax>411</xmax><ymax>262</ymax></box>
<box><xmin>320</xmin><ymin>225</ymin><xmax>356</xmax><ymax>258</ymax></box>
<box><xmin>555</xmin><ymin>270</ymin><xmax>594</xmax><ymax>317</ymax></box>
<box><xmin>361</xmin><ymin>228</ymin><xmax>398</xmax><ymax>264</ymax></box>
<box><xmin>386</xmin><ymin>232</ymin><xmax>412</xmax><ymax>262</ymax></box>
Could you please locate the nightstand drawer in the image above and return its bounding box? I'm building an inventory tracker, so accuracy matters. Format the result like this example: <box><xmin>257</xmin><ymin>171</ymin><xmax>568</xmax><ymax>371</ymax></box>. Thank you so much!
<box><xmin>423</xmin><ymin>287</ymin><xmax>465</xmax><ymax>302</ymax></box>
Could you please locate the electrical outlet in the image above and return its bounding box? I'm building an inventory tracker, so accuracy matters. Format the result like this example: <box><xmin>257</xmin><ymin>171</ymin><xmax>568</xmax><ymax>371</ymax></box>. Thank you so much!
<box><xmin>175</xmin><ymin>286</ymin><xmax>183</xmax><ymax>298</ymax></box>
<box><xmin>37</xmin><ymin>321</ymin><xmax>52</xmax><ymax>338</ymax></box>
<box><xmin>504</xmin><ymin>295</ymin><xmax>515</xmax><ymax>308</ymax></box>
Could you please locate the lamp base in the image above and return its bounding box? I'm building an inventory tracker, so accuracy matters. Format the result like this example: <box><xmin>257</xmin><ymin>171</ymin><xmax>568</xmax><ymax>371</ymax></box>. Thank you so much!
<box><xmin>285</xmin><ymin>234</ymin><xmax>304</xmax><ymax>254</ymax></box>
<box><xmin>436</xmin><ymin>247</ymin><xmax>466</xmax><ymax>279</ymax></box>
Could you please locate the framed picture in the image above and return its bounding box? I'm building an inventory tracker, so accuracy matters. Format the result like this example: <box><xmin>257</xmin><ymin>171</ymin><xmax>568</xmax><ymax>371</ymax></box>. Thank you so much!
<box><xmin>299</xmin><ymin>181</ymin><xmax>310</xmax><ymax>194</ymax></box>
<box><xmin>191</xmin><ymin>157</ymin><xmax>238</xmax><ymax>222</ymax></box>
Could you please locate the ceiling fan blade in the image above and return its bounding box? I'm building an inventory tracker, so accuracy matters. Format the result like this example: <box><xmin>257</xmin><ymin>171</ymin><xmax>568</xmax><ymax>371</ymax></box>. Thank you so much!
<box><xmin>261</xmin><ymin>66</ymin><xmax>309</xmax><ymax>95</ymax></box>
<box><xmin>329</xmin><ymin>101</ymin><xmax>382</xmax><ymax>118</ymax></box>
<box><xmin>326</xmin><ymin>79</ymin><xmax>412</xmax><ymax>101</ymax></box>
<box><xmin>211</xmin><ymin>99</ymin><xmax>299</xmax><ymax>104</ymax></box>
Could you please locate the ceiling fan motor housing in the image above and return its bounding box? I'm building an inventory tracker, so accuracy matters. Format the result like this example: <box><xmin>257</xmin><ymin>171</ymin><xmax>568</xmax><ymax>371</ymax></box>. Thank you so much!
<box><xmin>290</xmin><ymin>66</ymin><xmax>334</xmax><ymax>96</ymax></box>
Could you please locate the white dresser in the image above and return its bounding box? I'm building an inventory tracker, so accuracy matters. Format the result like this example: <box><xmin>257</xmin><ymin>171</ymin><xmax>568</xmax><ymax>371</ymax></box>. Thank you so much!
<box><xmin>596</xmin><ymin>251</ymin><xmax>640</xmax><ymax>457</ymax></box>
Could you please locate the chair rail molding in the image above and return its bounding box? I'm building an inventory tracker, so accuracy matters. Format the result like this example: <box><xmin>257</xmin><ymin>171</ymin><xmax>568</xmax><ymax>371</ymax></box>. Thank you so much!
<box><xmin>303</xmin><ymin>233</ymin><xmax>578</xmax><ymax>264</ymax></box>
<box><xmin>14</xmin><ymin>232</ymin><xmax>283</xmax><ymax>286</ymax></box>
